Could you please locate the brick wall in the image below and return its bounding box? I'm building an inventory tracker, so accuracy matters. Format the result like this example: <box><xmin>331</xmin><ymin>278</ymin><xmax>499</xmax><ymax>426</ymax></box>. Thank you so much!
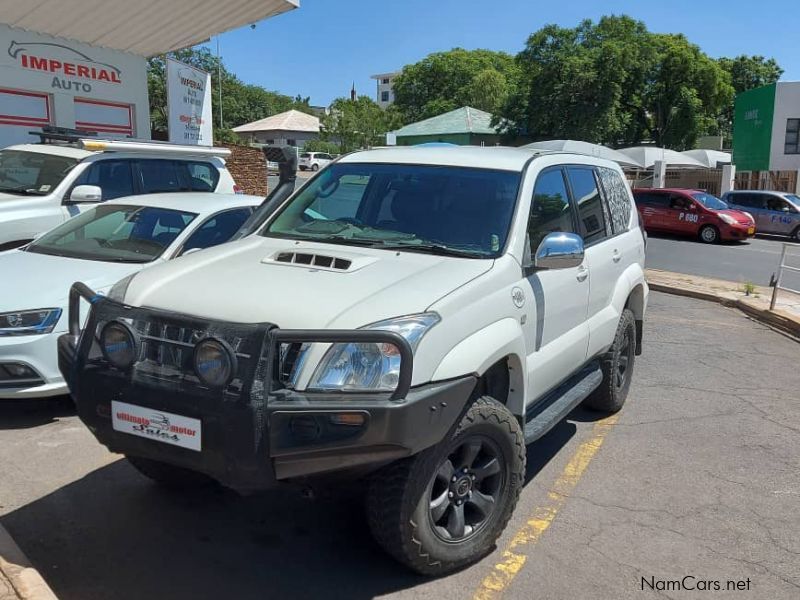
<box><xmin>217</xmin><ymin>144</ymin><xmax>268</xmax><ymax>196</ymax></box>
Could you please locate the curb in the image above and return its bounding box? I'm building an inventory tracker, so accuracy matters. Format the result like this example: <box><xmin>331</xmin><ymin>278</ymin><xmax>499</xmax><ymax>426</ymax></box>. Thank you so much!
<box><xmin>647</xmin><ymin>272</ymin><xmax>800</xmax><ymax>339</ymax></box>
<box><xmin>0</xmin><ymin>524</ymin><xmax>57</xmax><ymax>600</ymax></box>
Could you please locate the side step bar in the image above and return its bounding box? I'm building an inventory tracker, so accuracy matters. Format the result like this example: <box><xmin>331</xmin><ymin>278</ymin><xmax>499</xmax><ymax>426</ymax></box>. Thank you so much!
<box><xmin>524</xmin><ymin>362</ymin><xmax>603</xmax><ymax>444</ymax></box>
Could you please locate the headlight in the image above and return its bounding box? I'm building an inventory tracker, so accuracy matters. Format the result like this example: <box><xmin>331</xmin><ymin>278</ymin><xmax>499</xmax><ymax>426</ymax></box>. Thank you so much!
<box><xmin>107</xmin><ymin>273</ymin><xmax>137</xmax><ymax>303</ymax></box>
<box><xmin>193</xmin><ymin>337</ymin><xmax>236</xmax><ymax>388</ymax></box>
<box><xmin>0</xmin><ymin>308</ymin><xmax>62</xmax><ymax>336</ymax></box>
<box><xmin>719</xmin><ymin>213</ymin><xmax>736</xmax><ymax>225</ymax></box>
<box><xmin>742</xmin><ymin>211</ymin><xmax>755</xmax><ymax>223</ymax></box>
<box><xmin>307</xmin><ymin>313</ymin><xmax>440</xmax><ymax>392</ymax></box>
<box><xmin>100</xmin><ymin>320</ymin><xmax>138</xmax><ymax>369</ymax></box>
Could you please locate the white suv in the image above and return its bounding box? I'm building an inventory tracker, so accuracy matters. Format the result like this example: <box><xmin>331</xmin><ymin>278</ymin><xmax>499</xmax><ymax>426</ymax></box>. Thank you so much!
<box><xmin>0</xmin><ymin>138</ymin><xmax>239</xmax><ymax>251</ymax></box>
<box><xmin>60</xmin><ymin>146</ymin><xmax>647</xmax><ymax>575</ymax></box>
<box><xmin>298</xmin><ymin>151</ymin><xmax>333</xmax><ymax>171</ymax></box>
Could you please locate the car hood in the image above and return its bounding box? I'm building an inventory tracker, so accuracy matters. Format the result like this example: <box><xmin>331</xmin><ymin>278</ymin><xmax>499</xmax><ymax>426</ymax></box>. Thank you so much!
<box><xmin>0</xmin><ymin>249</ymin><xmax>142</xmax><ymax>316</ymax></box>
<box><xmin>717</xmin><ymin>208</ymin><xmax>754</xmax><ymax>223</ymax></box>
<box><xmin>122</xmin><ymin>237</ymin><xmax>494</xmax><ymax>329</ymax></box>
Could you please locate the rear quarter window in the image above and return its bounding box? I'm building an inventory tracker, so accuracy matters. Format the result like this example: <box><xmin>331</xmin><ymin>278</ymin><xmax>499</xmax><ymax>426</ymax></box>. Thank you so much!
<box><xmin>596</xmin><ymin>167</ymin><xmax>632</xmax><ymax>234</ymax></box>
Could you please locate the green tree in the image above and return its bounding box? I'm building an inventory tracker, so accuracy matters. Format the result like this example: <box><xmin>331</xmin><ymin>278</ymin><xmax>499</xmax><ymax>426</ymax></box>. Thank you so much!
<box><xmin>503</xmin><ymin>16</ymin><xmax>656</xmax><ymax>145</ymax></box>
<box><xmin>392</xmin><ymin>49</ymin><xmax>518</xmax><ymax>123</ymax></box>
<box><xmin>644</xmin><ymin>34</ymin><xmax>734</xmax><ymax>149</ymax></box>
<box><xmin>321</xmin><ymin>96</ymin><xmax>392</xmax><ymax>152</ymax></box>
<box><xmin>302</xmin><ymin>139</ymin><xmax>341</xmax><ymax>154</ymax></box>
<box><xmin>147</xmin><ymin>46</ymin><xmax>313</xmax><ymax>141</ymax></box>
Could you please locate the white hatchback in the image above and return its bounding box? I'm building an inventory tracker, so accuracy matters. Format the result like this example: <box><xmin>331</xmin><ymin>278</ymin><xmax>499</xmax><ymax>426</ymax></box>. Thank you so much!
<box><xmin>298</xmin><ymin>152</ymin><xmax>333</xmax><ymax>172</ymax></box>
<box><xmin>0</xmin><ymin>192</ymin><xmax>261</xmax><ymax>399</ymax></box>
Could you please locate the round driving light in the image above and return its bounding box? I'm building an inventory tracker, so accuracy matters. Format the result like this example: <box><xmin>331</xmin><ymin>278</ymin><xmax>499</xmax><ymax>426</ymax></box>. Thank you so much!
<box><xmin>193</xmin><ymin>338</ymin><xmax>236</xmax><ymax>388</ymax></box>
<box><xmin>100</xmin><ymin>321</ymin><xmax>138</xmax><ymax>369</ymax></box>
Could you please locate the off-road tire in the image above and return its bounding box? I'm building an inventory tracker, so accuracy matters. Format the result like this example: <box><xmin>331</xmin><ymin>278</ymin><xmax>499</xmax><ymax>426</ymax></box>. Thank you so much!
<box><xmin>699</xmin><ymin>224</ymin><xmax>720</xmax><ymax>244</ymax></box>
<box><xmin>126</xmin><ymin>456</ymin><xmax>215</xmax><ymax>490</ymax></box>
<box><xmin>366</xmin><ymin>396</ymin><xmax>525</xmax><ymax>575</ymax></box>
<box><xmin>584</xmin><ymin>308</ymin><xmax>636</xmax><ymax>413</ymax></box>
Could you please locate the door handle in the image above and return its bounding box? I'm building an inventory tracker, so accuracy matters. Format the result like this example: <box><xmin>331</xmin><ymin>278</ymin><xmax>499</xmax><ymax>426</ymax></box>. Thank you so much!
<box><xmin>576</xmin><ymin>265</ymin><xmax>589</xmax><ymax>282</ymax></box>
<box><xmin>612</xmin><ymin>249</ymin><xmax>621</xmax><ymax>263</ymax></box>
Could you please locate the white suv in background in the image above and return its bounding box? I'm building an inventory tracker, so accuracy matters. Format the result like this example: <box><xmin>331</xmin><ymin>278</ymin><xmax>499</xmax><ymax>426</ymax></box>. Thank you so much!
<box><xmin>0</xmin><ymin>136</ymin><xmax>240</xmax><ymax>251</ymax></box>
<box><xmin>298</xmin><ymin>151</ymin><xmax>333</xmax><ymax>171</ymax></box>
<box><xmin>60</xmin><ymin>146</ymin><xmax>647</xmax><ymax>575</ymax></box>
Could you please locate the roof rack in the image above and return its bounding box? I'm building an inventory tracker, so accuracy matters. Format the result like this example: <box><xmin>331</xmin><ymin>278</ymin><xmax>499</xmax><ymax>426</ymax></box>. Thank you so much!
<box><xmin>29</xmin><ymin>125</ymin><xmax>99</xmax><ymax>145</ymax></box>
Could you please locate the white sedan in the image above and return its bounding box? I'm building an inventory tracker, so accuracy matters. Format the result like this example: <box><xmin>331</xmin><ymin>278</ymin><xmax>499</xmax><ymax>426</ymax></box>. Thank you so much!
<box><xmin>0</xmin><ymin>192</ymin><xmax>261</xmax><ymax>399</ymax></box>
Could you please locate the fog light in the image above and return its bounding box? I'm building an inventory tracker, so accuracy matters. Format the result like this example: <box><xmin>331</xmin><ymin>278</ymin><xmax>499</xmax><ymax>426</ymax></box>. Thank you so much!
<box><xmin>193</xmin><ymin>338</ymin><xmax>236</xmax><ymax>388</ymax></box>
<box><xmin>0</xmin><ymin>363</ymin><xmax>37</xmax><ymax>380</ymax></box>
<box><xmin>100</xmin><ymin>321</ymin><xmax>138</xmax><ymax>369</ymax></box>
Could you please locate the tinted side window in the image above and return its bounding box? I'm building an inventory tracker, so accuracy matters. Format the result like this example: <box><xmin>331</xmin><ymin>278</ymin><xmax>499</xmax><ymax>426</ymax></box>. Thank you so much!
<box><xmin>74</xmin><ymin>160</ymin><xmax>134</xmax><ymax>200</ymax></box>
<box><xmin>729</xmin><ymin>194</ymin><xmax>763</xmax><ymax>209</ymax></box>
<box><xmin>184</xmin><ymin>162</ymin><xmax>219</xmax><ymax>192</ymax></box>
<box><xmin>529</xmin><ymin>168</ymin><xmax>575</xmax><ymax>251</ymax></box>
<box><xmin>669</xmin><ymin>195</ymin><xmax>692</xmax><ymax>210</ymax></box>
<box><xmin>138</xmin><ymin>160</ymin><xmax>185</xmax><ymax>194</ymax></box>
<box><xmin>596</xmin><ymin>167</ymin><xmax>631</xmax><ymax>233</ymax></box>
<box><xmin>181</xmin><ymin>208</ymin><xmax>253</xmax><ymax>253</ymax></box>
<box><xmin>636</xmin><ymin>192</ymin><xmax>670</xmax><ymax>208</ymax></box>
<box><xmin>567</xmin><ymin>167</ymin><xmax>607</xmax><ymax>244</ymax></box>
<box><xmin>766</xmin><ymin>196</ymin><xmax>790</xmax><ymax>211</ymax></box>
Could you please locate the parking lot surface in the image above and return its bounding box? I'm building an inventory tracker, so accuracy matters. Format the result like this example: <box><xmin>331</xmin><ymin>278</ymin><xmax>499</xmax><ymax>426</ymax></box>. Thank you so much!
<box><xmin>646</xmin><ymin>233</ymin><xmax>800</xmax><ymax>289</ymax></box>
<box><xmin>1</xmin><ymin>292</ymin><xmax>798</xmax><ymax>599</ymax></box>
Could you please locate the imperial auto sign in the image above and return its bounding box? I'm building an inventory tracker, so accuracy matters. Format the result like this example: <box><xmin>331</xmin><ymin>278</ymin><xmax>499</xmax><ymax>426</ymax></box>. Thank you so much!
<box><xmin>166</xmin><ymin>57</ymin><xmax>213</xmax><ymax>145</ymax></box>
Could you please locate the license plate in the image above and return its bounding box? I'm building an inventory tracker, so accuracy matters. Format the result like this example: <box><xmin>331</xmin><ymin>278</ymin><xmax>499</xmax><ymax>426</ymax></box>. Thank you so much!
<box><xmin>111</xmin><ymin>400</ymin><xmax>202</xmax><ymax>452</ymax></box>
<box><xmin>748</xmin><ymin>227</ymin><xmax>754</xmax><ymax>235</ymax></box>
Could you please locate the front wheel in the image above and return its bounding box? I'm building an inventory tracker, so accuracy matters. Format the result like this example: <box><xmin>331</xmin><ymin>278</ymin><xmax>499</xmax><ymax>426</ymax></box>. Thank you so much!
<box><xmin>366</xmin><ymin>396</ymin><xmax>525</xmax><ymax>575</ymax></box>
<box><xmin>699</xmin><ymin>224</ymin><xmax>720</xmax><ymax>244</ymax></box>
<box><xmin>311</xmin><ymin>163</ymin><xmax>319</xmax><ymax>172</ymax></box>
<box><xmin>791</xmin><ymin>226</ymin><xmax>800</xmax><ymax>242</ymax></box>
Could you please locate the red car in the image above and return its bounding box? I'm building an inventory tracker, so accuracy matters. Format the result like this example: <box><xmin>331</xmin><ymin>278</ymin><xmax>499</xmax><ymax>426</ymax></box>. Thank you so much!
<box><xmin>633</xmin><ymin>188</ymin><xmax>756</xmax><ymax>243</ymax></box>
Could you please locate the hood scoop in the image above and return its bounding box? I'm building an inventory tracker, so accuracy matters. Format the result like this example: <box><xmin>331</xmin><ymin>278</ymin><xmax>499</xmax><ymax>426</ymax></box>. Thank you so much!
<box><xmin>275</xmin><ymin>251</ymin><xmax>351</xmax><ymax>270</ymax></box>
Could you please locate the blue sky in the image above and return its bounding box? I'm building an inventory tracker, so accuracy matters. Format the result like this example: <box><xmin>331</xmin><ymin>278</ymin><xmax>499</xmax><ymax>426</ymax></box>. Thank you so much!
<box><xmin>209</xmin><ymin>0</ymin><xmax>798</xmax><ymax>107</ymax></box>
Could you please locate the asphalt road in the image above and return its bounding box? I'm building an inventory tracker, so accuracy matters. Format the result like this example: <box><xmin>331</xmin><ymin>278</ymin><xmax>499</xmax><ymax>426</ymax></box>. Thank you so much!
<box><xmin>1</xmin><ymin>292</ymin><xmax>798</xmax><ymax>599</ymax></box>
<box><xmin>645</xmin><ymin>232</ymin><xmax>800</xmax><ymax>290</ymax></box>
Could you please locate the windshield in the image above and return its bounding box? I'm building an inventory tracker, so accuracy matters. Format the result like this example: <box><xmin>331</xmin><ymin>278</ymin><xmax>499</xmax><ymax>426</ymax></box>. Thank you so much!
<box><xmin>692</xmin><ymin>192</ymin><xmax>728</xmax><ymax>210</ymax></box>
<box><xmin>0</xmin><ymin>150</ymin><xmax>79</xmax><ymax>196</ymax></box>
<box><xmin>262</xmin><ymin>163</ymin><xmax>521</xmax><ymax>258</ymax></box>
<box><xmin>27</xmin><ymin>204</ymin><xmax>197</xmax><ymax>263</ymax></box>
<box><xmin>786</xmin><ymin>194</ymin><xmax>800</xmax><ymax>208</ymax></box>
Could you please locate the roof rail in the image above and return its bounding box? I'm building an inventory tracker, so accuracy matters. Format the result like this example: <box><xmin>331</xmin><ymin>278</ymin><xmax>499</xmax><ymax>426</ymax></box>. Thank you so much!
<box><xmin>29</xmin><ymin>125</ymin><xmax>99</xmax><ymax>145</ymax></box>
<box><xmin>78</xmin><ymin>138</ymin><xmax>231</xmax><ymax>158</ymax></box>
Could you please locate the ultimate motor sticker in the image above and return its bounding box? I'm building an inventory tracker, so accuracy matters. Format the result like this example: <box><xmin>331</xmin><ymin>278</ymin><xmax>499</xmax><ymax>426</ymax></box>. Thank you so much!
<box><xmin>111</xmin><ymin>401</ymin><xmax>202</xmax><ymax>451</ymax></box>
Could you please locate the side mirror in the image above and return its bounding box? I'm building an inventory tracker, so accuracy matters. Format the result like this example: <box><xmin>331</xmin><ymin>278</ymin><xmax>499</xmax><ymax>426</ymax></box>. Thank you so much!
<box><xmin>533</xmin><ymin>232</ymin><xmax>585</xmax><ymax>270</ymax></box>
<box><xmin>68</xmin><ymin>185</ymin><xmax>102</xmax><ymax>203</ymax></box>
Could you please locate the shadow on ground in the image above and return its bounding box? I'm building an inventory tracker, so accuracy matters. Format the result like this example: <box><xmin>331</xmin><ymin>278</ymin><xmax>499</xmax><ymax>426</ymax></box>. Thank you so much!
<box><xmin>0</xmin><ymin>396</ymin><xmax>74</xmax><ymax>430</ymax></box>
<box><xmin>0</xmin><ymin>409</ymin><xmax>581</xmax><ymax>600</ymax></box>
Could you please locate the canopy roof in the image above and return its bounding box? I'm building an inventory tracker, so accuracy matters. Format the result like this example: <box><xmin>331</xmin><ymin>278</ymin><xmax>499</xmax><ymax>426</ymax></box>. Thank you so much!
<box><xmin>0</xmin><ymin>0</ymin><xmax>299</xmax><ymax>57</ymax></box>
<box><xmin>618</xmin><ymin>146</ymin><xmax>707</xmax><ymax>169</ymax></box>
<box><xmin>523</xmin><ymin>140</ymin><xmax>643</xmax><ymax>168</ymax></box>
<box><xmin>395</xmin><ymin>107</ymin><xmax>497</xmax><ymax>137</ymax></box>
<box><xmin>232</xmin><ymin>109</ymin><xmax>319</xmax><ymax>134</ymax></box>
<box><xmin>681</xmin><ymin>149</ymin><xmax>732</xmax><ymax>168</ymax></box>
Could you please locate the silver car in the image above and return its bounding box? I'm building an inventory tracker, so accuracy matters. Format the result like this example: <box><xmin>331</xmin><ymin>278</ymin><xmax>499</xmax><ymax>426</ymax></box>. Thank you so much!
<box><xmin>722</xmin><ymin>191</ymin><xmax>800</xmax><ymax>241</ymax></box>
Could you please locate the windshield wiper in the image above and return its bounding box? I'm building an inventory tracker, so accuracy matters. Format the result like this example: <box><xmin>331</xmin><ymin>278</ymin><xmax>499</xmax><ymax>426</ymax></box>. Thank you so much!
<box><xmin>373</xmin><ymin>242</ymin><xmax>486</xmax><ymax>258</ymax></box>
<box><xmin>0</xmin><ymin>186</ymin><xmax>35</xmax><ymax>196</ymax></box>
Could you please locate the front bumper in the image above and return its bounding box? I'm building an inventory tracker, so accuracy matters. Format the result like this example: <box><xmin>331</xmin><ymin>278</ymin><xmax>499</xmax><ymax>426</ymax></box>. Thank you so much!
<box><xmin>59</xmin><ymin>283</ymin><xmax>476</xmax><ymax>492</ymax></box>
<box><xmin>0</xmin><ymin>330</ymin><xmax>67</xmax><ymax>399</ymax></box>
<box><xmin>720</xmin><ymin>222</ymin><xmax>755</xmax><ymax>241</ymax></box>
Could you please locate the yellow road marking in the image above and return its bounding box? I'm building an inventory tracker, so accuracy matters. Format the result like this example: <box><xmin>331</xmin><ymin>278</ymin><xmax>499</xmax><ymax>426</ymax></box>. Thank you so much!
<box><xmin>473</xmin><ymin>414</ymin><xmax>620</xmax><ymax>600</ymax></box>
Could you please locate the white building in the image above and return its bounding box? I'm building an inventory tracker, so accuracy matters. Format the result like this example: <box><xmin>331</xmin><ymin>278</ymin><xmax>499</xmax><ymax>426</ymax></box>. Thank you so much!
<box><xmin>0</xmin><ymin>0</ymin><xmax>299</xmax><ymax>148</ymax></box>
<box><xmin>232</xmin><ymin>109</ymin><xmax>320</xmax><ymax>147</ymax></box>
<box><xmin>371</xmin><ymin>71</ymin><xmax>400</xmax><ymax>109</ymax></box>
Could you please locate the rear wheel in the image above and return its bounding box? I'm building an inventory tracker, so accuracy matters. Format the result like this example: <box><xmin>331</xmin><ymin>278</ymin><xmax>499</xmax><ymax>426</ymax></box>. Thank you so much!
<box><xmin>699</xmin><ymin>225</ymin><xmax>720</xmax><ymax>244</ymax></box>
<box><xmin>584</xmin><ymin>308</ymin><xmax>636</xmax><ymax>413</ymax></box>
<box><xmin>366</xmin><ymin>396</ymin><xmax>525</xmax><ymax>575</ymax></box>
<box><xmin>791</xmin><ymin>226</ymin><xmax>800</xmax><ymax>242</ymax></box>
<box><xmin>311</xmin><ymin>163</ymin><xmax>319</xmax><ymax>172</ymax></box>
<box><xmin>126</xmin><ymin>456</ymin><xmax>215</xmax><ymax>490</ymax></box>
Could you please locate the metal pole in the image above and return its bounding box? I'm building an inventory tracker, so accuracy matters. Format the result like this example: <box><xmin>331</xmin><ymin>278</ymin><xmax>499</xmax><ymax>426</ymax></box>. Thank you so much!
<box><xmin>216</xmin><ymin>36</ymin><xmax>223</xmax><ymax>130</ymax></box>
<box><xmin>770</xmin><ymin>244</ymin><xmax>788</xmax><ymax>310</ymax></box>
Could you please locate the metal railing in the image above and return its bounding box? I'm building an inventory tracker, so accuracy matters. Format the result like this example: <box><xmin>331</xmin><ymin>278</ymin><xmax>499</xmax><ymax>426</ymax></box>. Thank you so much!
<box><xmin>770</xmin><ymin>244</ymin><xmax>800</xmax><ymax>310</ymax></box>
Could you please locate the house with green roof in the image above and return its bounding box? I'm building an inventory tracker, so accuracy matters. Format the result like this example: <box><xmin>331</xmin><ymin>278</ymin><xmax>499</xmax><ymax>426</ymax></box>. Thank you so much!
<box><xmin>392</xmin><ymin>106</ymin><xmax>502</xmax><ymax>146</ymax></box>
